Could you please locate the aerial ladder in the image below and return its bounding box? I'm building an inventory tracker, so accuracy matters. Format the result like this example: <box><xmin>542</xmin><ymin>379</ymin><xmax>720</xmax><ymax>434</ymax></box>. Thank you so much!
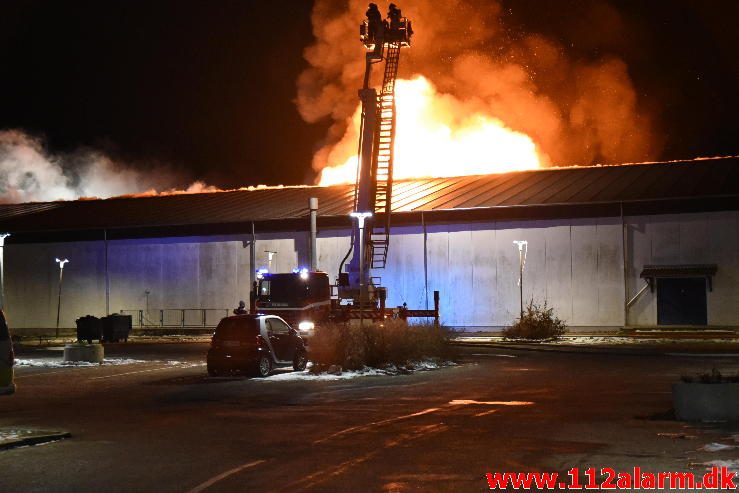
<box><xmin>337</xmin><ymin>3</ymin><xmax>412</xmax><ymax>308</ymax></box>
<box><xmin>253</xmin><ymin>4</ymin><xmax>438</xmax><ymax>326</ymax></box>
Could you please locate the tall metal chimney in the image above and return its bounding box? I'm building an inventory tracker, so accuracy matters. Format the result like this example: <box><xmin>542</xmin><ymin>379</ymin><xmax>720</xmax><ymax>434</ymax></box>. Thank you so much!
<box><xmin>309</xmin><ymin>197</ymin><xmax>318</xmax><ymax>271</ymax></box>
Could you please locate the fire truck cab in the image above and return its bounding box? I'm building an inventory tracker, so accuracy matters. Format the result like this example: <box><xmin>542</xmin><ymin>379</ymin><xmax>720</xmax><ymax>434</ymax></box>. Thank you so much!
<box><xmin>255</xmin><ymin>271</ymin><xmax>331</xmax><ymax>338</ymax></box>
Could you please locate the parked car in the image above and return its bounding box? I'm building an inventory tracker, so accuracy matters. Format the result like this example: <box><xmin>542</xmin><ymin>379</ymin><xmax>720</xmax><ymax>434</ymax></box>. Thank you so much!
<box><xmin>207</xmin><ymin>314</ymin><xmax>308</xmax><ymax>377</ymax></box>
<box><xmin>0</xmin><ymin>310</ymin><xmax>15</xmax><ymax>395</ymax></box>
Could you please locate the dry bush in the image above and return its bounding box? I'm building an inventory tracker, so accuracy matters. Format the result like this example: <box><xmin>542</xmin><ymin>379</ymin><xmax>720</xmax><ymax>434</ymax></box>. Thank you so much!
<box><xmin>503</xmin><ymin>300</ymin><xmax>566</xmax><ymax>341</ymax></box>
<box><xmin>681</xmin><ymin>368</ymin><xmax>739</xmax><ymax>384</ymax></box>
<box><xmin>306</xmin><ymin>322</ymin><xmax>348</xmax><ymax>368</ymax></box>
<box><xmin>309</xmin><ymin>320</ymin><xmax>455</xmax><ymax>370</ymax></box>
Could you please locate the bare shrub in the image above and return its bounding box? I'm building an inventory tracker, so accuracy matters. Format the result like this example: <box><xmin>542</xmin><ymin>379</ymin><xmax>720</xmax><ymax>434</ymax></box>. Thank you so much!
<box><xmin>306</xmin><ymin>322</ymin><xmax>348</xmax><ymax>369</ymax></box>
<box><xmin>503</xmin><ymin>300</ymin><xmax>566</xmax><ymax>341</ymax></box>
<box><xmin>309</xmin><ymin>320</ymin><xmax>455</xmax><ymax>370</ymax></box>
<box><xmin>680</xmin><ymin>368</ymin><xmax>739</xmax><ymax>384</ymax></box>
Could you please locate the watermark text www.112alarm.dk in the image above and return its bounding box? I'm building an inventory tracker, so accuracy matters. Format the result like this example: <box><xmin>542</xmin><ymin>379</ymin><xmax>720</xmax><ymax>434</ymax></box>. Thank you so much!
<box><xmin>486</xmin><ymin>466</ymin><xmax>736</xmax><ymax>490</ymax></box>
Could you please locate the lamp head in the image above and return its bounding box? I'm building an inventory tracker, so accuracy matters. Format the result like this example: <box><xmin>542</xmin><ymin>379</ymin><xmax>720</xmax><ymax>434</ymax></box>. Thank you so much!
<box><xmin>513</xmin><ymin>240</ymin><xmax>528</xmax><ymax>252</ymax></box>
<box><xmin>350</xmin><ymin>211</ymin><xmax>373</xmax><ymax>228</ymax></box>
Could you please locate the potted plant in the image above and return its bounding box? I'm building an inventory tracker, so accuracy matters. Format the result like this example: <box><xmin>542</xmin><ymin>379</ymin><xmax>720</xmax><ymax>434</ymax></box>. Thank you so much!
<box><xmin>673</xmin><ymin>368</ymin><xmax>739</xmax><ymax>421</ymax></box>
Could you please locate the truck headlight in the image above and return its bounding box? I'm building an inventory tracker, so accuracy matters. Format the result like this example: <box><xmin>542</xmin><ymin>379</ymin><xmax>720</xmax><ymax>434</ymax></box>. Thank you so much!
<box><xmin>298</xmin><ymin>321</ymin><xmax>315</xmax><ymax>332</ymax></box>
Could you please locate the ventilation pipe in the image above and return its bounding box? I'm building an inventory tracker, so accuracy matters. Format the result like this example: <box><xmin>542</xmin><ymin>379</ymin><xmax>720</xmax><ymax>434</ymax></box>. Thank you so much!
<box><xmin>309</xmin><ymin>198</ymin><xmax>318</xmax><ymax>271</ymax></box>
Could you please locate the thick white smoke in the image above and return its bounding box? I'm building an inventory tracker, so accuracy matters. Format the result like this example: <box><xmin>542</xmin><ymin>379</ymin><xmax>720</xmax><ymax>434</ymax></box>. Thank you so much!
<box><xmin>0</xmin><ymin>130</ymin><xmax>215</xmax><ymax>203</ymax></box>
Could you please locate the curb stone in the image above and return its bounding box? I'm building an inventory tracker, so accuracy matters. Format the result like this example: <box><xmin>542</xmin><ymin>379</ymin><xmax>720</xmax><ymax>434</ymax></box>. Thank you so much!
<box><xmin>0</xmin><ymin>429</ymin><xmax>71</xmax><ymax>451</ymax></box>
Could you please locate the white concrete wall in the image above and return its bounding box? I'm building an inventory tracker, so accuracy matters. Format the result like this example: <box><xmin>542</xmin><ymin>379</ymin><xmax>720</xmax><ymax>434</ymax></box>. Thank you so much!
<box><xmin>377</xmin><ymin>218</ymin><xmax>625</xmax><ymax>329</ymax></box>
<box><xmin>4</xmin><ymin>241</ymin><xmax>107</xmax><ymax>329</ymax></box>
<box><xmin>4</xmin><ymin>233</ymin><xmax>304</xmax><ymax>329</ymax></box>
<box><xmin>3</xmin><ymin>211</ymin><xmax>737</xmax><ymax>331</ymax></box>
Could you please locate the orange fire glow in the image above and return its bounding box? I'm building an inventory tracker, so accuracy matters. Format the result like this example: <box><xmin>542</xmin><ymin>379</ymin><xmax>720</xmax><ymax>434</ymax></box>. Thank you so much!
<box><xmin>318</xmin><ymin>76</ymin><xmax>545</xmax><ymax>186</ymax></box>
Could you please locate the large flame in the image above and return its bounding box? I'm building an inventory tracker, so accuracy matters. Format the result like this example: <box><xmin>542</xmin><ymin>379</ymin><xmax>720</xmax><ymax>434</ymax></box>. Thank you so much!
<box><xmin>318</xmin><ymin>76</ymin><xmax>544</xmax><ymax>186</ymax></box>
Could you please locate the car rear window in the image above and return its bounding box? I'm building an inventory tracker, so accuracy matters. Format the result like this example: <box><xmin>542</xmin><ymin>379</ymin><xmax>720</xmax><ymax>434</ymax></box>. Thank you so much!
<box><xmin>214</xmin><ymin>318</ymin><xmax>259</xmax><ymax>340</ymax></box>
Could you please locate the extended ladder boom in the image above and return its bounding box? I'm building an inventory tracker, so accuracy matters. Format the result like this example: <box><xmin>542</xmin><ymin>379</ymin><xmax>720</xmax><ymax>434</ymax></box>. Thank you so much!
<box><xmin>369</xmin><ymin>41</ymin><xmax>401</xmax><ymax>269</ymax></box>
<box><xmin>339</xmin><ymin>4</ymin><xmax>412</xmax><ymax>303</ymax></box>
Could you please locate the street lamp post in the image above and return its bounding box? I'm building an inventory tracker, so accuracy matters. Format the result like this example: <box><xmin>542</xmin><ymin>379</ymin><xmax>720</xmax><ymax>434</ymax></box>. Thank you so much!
<box><xmin>55</xmin><ymin>258</ymin><xmax>69</xmax><ymax>337</ymax></box>
<box><xmin>350</xmin><ymin>211</ymin><xmax>373</xmax><ymax>326</ymax></box>
<box><xmin>513</xmin><ymin>241</ymin><xmax>528</xmax><ymax>321</ymax></box>
<box><xmin>265</xmin><ymin>250</ymin><xmax>277</xmax><ymax>272</ymax></box>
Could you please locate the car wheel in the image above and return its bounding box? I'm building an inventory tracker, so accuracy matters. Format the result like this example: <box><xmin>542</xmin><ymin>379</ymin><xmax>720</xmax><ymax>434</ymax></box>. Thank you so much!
<box><xmin>256</xmin><ymin>354</ymin><xmax>272</xmax><ymax>377</ymax></box>
<box><xmin>293</xmin><ymin>351</ymin><xmax>307</xmax><ymax>371</ymax></box>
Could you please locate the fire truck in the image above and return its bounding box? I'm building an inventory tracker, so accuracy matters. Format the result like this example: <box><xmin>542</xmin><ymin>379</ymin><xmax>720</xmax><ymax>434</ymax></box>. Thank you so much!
<box><xmin>253</xmin><ymin>4</ymin><xmax>438</xmax><ymax>334</ymax></box>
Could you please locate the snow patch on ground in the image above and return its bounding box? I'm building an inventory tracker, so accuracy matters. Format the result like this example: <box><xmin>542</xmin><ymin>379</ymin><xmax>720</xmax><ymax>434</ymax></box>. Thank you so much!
<box><xmin>259</xmin><ymin>360</ymin><xmax>456</xmax><ymax>382</ymax></box>
<box><xmin>0</xmin><ymin>430</ymin><xmax>28</xmax><ymax>441</ymax></box>
<box><xmin>700</xmin><ymin>442</ymin><xmax>736</xmax><ymax>452</ymax></box>
<box><xmin>15</xmin><ymin>358</ymin><xmax>147</xmax><ymax>368</ymax></box>
<box><xmin>554</xmin><ymin>337</ymin><xmax>739</xmax><ymax>346</ymax></box>
<box><xmin>165</xmin><ymin>361</ymin><xmax>206</xmax><ymax>368</ymax></box>
<box><xmin>129</xmin><ymin>335</ymin><xmax>212</xmax><ymax>343</ymax></box>
<box><xmin>455</xmin><ymin>336</ymin><xmax>739</xmax><ymax>346</ymax></box>
<box><xmin>699</xmin><ymin>459</ymin><xmax>739</xmax><ymax>473</ymax></box>
<box><xmin>261</xmin><ymin>367</ymin><xmax>387</xmax><ymax>382</ymax></box>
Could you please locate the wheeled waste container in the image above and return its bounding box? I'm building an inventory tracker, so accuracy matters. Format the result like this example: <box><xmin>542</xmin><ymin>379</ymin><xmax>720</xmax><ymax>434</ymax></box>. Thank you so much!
<box><xmin>75</xmin><ymin>315</ymin><xmax>102</xmax><ymax>343</ymax></box>
<box><xmin>101</xmin><ymin>314</ymin><xmax>132</xmax><ymax>342</ymax></box>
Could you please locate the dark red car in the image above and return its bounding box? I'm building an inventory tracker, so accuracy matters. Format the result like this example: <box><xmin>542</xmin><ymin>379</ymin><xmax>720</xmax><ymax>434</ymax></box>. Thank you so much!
<box><xmin>207</xmin><ymin>314</ymin><xmax>307</xmax><ymax>377</ymax></box>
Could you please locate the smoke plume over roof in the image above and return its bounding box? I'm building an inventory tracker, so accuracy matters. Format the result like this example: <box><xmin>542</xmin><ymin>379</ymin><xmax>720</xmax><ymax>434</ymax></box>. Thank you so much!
<box><xmin>0</xmin><ymin>130</ymin><xmax>214</xmax><ymax>204</ymax></box>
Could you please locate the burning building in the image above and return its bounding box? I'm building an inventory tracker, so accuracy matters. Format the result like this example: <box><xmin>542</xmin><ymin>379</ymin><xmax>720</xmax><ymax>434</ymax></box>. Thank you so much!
<box><xmin>0</xmin><ymin>157</ymin><xmax>735</xmax><ymax>333</ymax></box>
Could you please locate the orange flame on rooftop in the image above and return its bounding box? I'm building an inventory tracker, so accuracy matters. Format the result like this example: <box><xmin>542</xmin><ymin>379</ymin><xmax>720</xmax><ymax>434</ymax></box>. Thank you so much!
<box><xmin>318</xmin><ymin>76</ymin><xmax>545</xmax><ymax>186</ymax></box>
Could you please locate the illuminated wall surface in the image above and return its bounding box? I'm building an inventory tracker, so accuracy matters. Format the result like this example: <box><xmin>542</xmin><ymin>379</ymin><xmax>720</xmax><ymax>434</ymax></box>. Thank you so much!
<box><xmin>3</xmin><ymin>211</ymin><xmax>737</xmax><ymax>330</ymax></box>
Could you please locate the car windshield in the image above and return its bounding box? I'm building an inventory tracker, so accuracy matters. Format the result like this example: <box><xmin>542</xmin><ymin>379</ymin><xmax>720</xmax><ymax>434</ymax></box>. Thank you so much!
<box><xmin>214</xmin><ymin>317</ymin><xmax>259</xmax><ymax>340</ymax></box>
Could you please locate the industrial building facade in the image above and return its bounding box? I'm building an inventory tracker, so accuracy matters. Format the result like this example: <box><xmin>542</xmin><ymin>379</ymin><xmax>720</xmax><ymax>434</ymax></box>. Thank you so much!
<box><xmin>0</xmin><ymin>158</ymin><xmax>737</xmax><ymax>332</ymax></box>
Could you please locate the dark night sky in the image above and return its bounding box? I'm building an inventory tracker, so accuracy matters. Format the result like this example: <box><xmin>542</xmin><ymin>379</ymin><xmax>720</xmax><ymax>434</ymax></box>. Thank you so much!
<box><xmin>1</xmin><ymin>0</ymin><xmax>737</xmax><ymax>189</ymax></box>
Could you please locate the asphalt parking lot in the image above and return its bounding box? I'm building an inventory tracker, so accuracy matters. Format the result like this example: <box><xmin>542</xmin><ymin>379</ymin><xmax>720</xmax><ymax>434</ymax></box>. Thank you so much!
<box><xmin>1</xmin><ymin>342</ymin><xmax>738</xmax><ymax>492</ymax></box>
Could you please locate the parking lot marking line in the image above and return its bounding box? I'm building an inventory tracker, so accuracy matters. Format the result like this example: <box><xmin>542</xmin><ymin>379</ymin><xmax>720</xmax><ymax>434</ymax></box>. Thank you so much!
<box><xmin>186</xmin><ymin>459</ymin><xmax>266</xmax><ymax>493</ymax></box>
<box><xmin>88</xmin><ymin>366</ymin><xmax>177</xmax><ymax>380</ymax></box>
<box><xmin>666</xmin><ymin>353</ymin><xmax>739</xmax><ymax>357</ymax></box>
<box><xmin>318</xmin><ymin>381</ymin><xmax>431</xmax><ymax>396</ymax></box>
<box><xmin>287</xmin><ymin>424</ymin><xmax>447</xmax><ymax>492</ymax></box>
<box><xmin>474</xmin><ymin>409</ymin><xmax>499</xmax><ymax>417</ymax></box>
<box><xmin>313</xmin><ymin>407</ymin><xmax>441</xmax><ymax>444</ymax></box>
<box><xmin>448</xmin><ymin>399</ymin><xmax>533</xmax><ymax>406</ymax></box>
<box><xmin>14</xmin><ymin>365</ymin><xmax>103</xmax><ymax>379</ymax></box>
<box><xmin>15</xmin><ymin>370</ymin><xmax>69</xmax><ymax>379</ymax></box>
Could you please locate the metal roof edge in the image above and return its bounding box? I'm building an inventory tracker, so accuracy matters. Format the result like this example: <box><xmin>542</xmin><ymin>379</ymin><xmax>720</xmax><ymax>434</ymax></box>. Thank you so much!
<box><xmin>6</xmin><ymin>195</ymin><xmax>737</xmax><ymax>244</ymax></box>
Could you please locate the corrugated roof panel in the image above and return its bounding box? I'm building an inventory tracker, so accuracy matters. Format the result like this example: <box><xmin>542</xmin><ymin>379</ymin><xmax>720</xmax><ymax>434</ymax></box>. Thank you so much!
<box><xmin>478</xmin><ymin>169</ymin><xmax>554</xmax><ymax>207</ymax></box>
<box><xmin>634</xmin><ymin>164</ymin><xmax>695</xmax><ymax>200</ymax></box>
<box><xmin>572</xmin><ymin>165</ymin><xmax>648</xmax><ymax>203</ymax></box>
<box><xmin>390</xmin><ymin>177</ymin><xmax>445</xmax><ymax>206</ymax></box>
<box><xmin>700</xmin><ymin>161</ymin><xmax>738</xmax><ymax>196</ymax></box>
<box><xmin>536</xmin><ymin>166</ymin><xmax>609</xmax><ymax>204</ymax></box>
<box><xmin>398</xmin><ymin>176</ymin><xmax>480</xmax><ymax>212</ymax></box>
<box><xmin>503</xmin><ymin>168</ymin><xmax>580</xmax><ymax>206</ymax></box>
<box><xmin>613</xmin><ymin>165</ymin><xmax>676</xmax><ymax>202</ymax></box>
<box><xmin>392</xmin><ymin>177</ymin><xmax>465</xmax><ymax>211</ymax></box>
<box><xmin>444</xmin><ymin>171</ymin><xmax>531</xmax><ymax>209</ymax></box>
<box><xmin>410</xmin><ymin>176</ymin><xmax>498</xmax><ymax>210</ymax></box>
